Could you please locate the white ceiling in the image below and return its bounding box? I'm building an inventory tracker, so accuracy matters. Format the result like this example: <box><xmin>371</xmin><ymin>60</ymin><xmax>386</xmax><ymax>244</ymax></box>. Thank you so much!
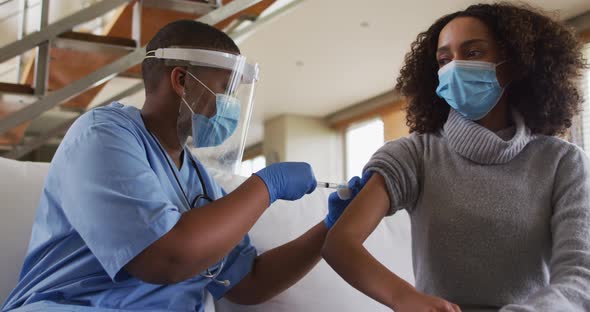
<box><xmin>6</xmin><ymin>0</ymin><xmax>590</xmax><ymax>146</ymax></box>
<box><xmin>238</xmin><ymin>0</ymin><xmax>590</xmax><ymax>145</ymax></box>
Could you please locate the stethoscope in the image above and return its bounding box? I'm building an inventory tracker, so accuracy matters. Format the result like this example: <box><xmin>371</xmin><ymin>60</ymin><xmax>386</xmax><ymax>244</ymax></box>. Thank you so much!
<box><xmin>147</xmin><ymin>130</ymin><xmax>230</xmax><ymax>287</ymax></box>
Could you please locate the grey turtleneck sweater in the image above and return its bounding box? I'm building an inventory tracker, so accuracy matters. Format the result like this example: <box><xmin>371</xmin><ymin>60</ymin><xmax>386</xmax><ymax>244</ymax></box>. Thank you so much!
<box><xmin>364</xmin><ymin>109</ymin><xmax>590</xmax><ymax>311</ymax></box>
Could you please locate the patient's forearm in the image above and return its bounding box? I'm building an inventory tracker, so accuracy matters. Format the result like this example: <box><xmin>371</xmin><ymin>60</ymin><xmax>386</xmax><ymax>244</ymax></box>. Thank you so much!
<box><xmin>322</xmin><ymin>174</ymin><xmax>412</xmax><ymax>310</ymax></box>
<box><xmin>225</xmin><ymin>221</ymin><xmax>328</xmax><ymax>305</ymax></box>
<box><xmin>322</xmin><ymin>234</ymin><xmax>413</xmax><ymax>309</ymax></box>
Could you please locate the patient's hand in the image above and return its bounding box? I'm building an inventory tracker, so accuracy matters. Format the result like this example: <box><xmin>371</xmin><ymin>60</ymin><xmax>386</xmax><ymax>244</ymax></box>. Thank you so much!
<box><xmin>394</xmin><ymin>287</ymin><xmax>461</xmax><ymax>312</ymax></box>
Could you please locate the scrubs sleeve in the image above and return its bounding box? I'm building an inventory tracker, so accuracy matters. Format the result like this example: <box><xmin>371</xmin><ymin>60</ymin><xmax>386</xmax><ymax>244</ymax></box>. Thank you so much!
<box><xmin>206</xmin><ymin>235</ymin><xmax>257</xmax><ymax>300</ymax></box>
<box><xmin>60</xmin><ymin>123</ymin><xmax>182</xmax><ymax>281</ymax></box>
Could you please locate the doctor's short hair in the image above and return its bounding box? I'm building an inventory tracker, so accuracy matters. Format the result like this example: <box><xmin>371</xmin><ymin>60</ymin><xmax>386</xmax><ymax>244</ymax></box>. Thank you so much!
<box><xmin>141</xmin><ymin>20</ymin><xmax>240</xmax><ymax>93</ymax></box>
<box><xmin>396</xmin><ymin>2</ymin><xmax>586</xmax><ymax>136</ymax></box>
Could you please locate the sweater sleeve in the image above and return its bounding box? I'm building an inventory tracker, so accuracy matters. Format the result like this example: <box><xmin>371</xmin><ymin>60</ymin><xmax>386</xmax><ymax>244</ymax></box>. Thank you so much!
<box><xmin>501</xmin><ymin>145</ymin><xmax>590</xmax><ymax>312</ymax></box>
<box><xmin>363</xmin><ymin>134</ymin><xmax>423</xmax><ymax>215</ymax></box>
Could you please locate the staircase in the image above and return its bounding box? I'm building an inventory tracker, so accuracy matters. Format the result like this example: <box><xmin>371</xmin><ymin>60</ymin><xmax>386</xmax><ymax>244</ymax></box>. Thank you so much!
<box><xmin>0</xmin><ymin>0</ymin><xmax>283</xmax><ymax>159</ymax></box>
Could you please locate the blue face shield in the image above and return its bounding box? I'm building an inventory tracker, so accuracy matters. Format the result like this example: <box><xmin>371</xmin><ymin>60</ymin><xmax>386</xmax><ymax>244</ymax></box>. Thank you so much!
<box><xmin>436</xmin><ymin>60</ymin><xmax>506</xmax><ymax>120</ymax></box>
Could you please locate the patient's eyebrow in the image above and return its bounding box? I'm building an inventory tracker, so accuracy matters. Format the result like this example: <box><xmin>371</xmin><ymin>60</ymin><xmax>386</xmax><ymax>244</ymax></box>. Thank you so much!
<box><xmin>437</xmin><ymin>38</ymin><xmax>489</xmax><ymax>54</ymax></box>
<box><xmin>460</xmin><ymin>38</ymin><xmax>489</xmax><ymax>48</ymax></box>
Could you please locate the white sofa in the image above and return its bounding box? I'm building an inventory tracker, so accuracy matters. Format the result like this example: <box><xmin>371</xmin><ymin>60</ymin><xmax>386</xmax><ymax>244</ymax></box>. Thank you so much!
<box><xmin>0</xmin><ymin>157</ymin><xmax>414</xmax><ymax>311</ymax></box>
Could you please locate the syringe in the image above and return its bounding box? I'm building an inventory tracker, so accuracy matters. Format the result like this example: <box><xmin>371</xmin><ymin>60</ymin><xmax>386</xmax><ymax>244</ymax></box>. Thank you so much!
<box><xmin>317</xmin><ymin>181</ymin><xmax>352</xmax><ymax>200</ymax></box>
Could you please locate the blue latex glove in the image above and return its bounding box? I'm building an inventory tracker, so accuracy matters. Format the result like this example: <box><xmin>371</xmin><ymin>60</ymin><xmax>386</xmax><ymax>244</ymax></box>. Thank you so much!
<box><xmin>324</xmin><ymin>171</ymin><xmax>373</xmax><ymax>229</ymax></box>
<box><xmin>254</xmin><ymin>162</ymin><xmax>317</xmax><ymax>205</ymax></box>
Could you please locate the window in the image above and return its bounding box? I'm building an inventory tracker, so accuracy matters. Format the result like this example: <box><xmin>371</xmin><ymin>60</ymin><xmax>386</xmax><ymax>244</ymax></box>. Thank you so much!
<box><xmin>240</xmin><ymin>155</ymin><xmax>266</xmax><ymax>177</ymax></box>
<box><xmin>581</xmin><ymin>43</ymin><xmax>590</xmax><ymax>149</ymax></box>
<box><xmin>345</xmin><ymin>118</ymin><xmax>384</xmax><ymax>180</ymax></box>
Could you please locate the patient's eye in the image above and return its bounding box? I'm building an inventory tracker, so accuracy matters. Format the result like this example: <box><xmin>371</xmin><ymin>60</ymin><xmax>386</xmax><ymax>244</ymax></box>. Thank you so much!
<box><xmin>467</xmin><ymin>49</ymin><xmax>483</xmax><ymax>58</ymax></box>
<box><xmin>438</xmin><ymin>57</ymin><xmax>452</xmax><ymax>67</ymax></box>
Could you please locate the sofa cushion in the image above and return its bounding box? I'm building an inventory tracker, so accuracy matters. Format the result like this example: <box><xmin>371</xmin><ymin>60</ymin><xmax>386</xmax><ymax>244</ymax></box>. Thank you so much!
<box><xmin>0</xmin><ymin>157</ymin><xmax>50</xmax><ymax>303</ymax></box>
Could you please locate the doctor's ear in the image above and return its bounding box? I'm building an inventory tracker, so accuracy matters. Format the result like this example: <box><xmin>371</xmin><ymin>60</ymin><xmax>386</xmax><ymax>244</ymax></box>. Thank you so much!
<box><xmin>170</xmin><ymin>67</ymin><xmax>186</xmax><ymax>97</ymax></box>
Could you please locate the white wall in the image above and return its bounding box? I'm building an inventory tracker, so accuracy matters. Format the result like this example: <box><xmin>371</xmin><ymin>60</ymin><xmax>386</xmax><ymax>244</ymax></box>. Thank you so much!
<box><xmin>262</xmin><ymin>115</ymin><xmax>288</xmax><ymax>164</ymax></box>
<box><xmin>263</xmin><ymin>115</ymin><xmax>343</xmax><ymax>183</ymax></box>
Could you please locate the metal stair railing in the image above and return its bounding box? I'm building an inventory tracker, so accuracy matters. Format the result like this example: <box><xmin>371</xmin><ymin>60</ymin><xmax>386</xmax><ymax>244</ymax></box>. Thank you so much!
<box><xmin>0</xmin><ymin>0</ymin><xmax>306</xmax><ymax>159</ymax></box>
<box><xmin>0</xmin><ymin>0</ymin><xmax>262</xmax><ymax>138</ymax></box>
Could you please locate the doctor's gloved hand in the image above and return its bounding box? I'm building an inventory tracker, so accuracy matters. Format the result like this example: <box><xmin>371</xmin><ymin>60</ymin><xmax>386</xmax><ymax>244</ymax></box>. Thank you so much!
<box><xmin>254</xmin><ymin>162</ymin><xmax>317</xmax><ymax>205</ymax></box>
<box><xmin>324</xmin><ymin>171</ymin><xmax>373</xmax><ymax>229</ymax></box>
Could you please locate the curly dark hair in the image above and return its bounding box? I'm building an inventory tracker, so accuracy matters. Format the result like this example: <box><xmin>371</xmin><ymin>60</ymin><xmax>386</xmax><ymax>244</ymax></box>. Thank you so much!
<box><xmin>396</xmin><ymin>2</ymin><xmax>587</xmax><ymax>135</ymax></box>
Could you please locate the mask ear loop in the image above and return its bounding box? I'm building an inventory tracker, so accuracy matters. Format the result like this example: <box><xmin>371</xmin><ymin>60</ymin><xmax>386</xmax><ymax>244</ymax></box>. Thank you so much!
<box><xmin>182</xmin><ymin>69</ymin><xmax>215</xmax><ymax>115</ymax></box>
<box><xmin>186</xmin><ymin>70</ymin><xmax>216</xmax><ymax>96</ymax></box>
<box><xmin>178</xmin><ymin>85</ymin><xmax>207</xmax><ymax>148</ymax></box>
<box><xmin>495</xmin><ymin>60</ymin><xmax>508</xmax><ymax>68</ymax></box>
<box><xmin>494</xmin><ymin>60</ymin><xmax>511</xmax><ymax>90</ymax></box>
<box><xmin>184</xmin><ymin>70</ymin><xmax>220</xmax><ymax>119</ymax></box>
<box><xmin>181</xmin><ymin>98</ymin><xmax>196</xmax><ymax>114</ymax></box>
<box><xmin>180</xmin><ymin>70</ymin><xmax>200</xmax><ymax>115</ymax></box>
<box><xmin>181</xmin><ymin>86</ymin><xmax>208</xmax><ymax>115</ymax></box>
<box><xmin>490</xmin><ymin>60</ymin><xmax>512</xmax><ymax>111</ymax></box>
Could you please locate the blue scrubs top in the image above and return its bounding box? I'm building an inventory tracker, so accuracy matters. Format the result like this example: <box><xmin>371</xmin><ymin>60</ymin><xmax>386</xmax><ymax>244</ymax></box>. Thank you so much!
<box><xmin>2</xmin><ymin>103</ymin><xmax>257</xmax><ymax>312</ymax></box>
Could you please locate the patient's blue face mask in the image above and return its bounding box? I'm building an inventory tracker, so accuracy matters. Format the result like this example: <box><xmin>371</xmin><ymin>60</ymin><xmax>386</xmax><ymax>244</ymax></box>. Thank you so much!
<box><xmin>435</xmin><ymin>60</ymin><xmax>506</xmax><ymax>120</ymax></box>
<box><xmin>181</xmin><ymin>73</ymin><xmax>241</xmax><ymax>148</ymax></box>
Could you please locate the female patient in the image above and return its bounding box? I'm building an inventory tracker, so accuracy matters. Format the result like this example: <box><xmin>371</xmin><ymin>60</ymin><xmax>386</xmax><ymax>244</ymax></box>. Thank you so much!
<box><xmin>322</xmin><ymin>3</ymin><xmax>589</xmax><ymax>312</ymax></box>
